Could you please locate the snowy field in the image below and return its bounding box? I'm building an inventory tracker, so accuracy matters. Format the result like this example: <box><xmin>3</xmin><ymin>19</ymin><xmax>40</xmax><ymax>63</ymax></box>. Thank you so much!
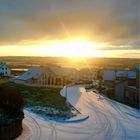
<box><xmin>17</xmin><ymin>85</ymin><xmax>140</xmax><ymax>140</ymax></box>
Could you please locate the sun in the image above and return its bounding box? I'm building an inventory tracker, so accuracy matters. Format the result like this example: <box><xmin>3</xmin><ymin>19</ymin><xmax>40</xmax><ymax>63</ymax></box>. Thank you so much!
<box><xmin>49</xmin><ymin>40</ymin><xmax>102</xmax><ymax>57</ymax></box>
<box><xmin>58</xmin><ymin>40</ymin><xmax>93</xmax><ymax>57</ymax></box>
<box><xmin>34</xmin><ymin>39</ymin><xmax>105</xmax><ymax>58</ymax></box>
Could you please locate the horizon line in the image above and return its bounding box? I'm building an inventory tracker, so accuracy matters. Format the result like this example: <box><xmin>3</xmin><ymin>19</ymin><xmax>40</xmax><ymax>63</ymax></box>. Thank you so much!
<box><xmin>0</xmin><ymin>56</ymin><xmax>139</xmax><ymax>59</ymax></box>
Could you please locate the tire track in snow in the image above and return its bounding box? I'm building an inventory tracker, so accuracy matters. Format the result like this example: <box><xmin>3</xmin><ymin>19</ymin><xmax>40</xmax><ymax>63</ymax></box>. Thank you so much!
<box><xmin>80</xmin><ymin>89</ymin><xmax>126</xmax><ymax>140</ymax></box>
<box><xmin>48</xmin><ymin>122</ymin><xmax>57</xmax><ymax>140</ymax></box>
<box><xmin>24</xmin><ymin>113</ymin><xmax>42</xmax><ymax>140</ymax></box>
<box><xmin>21</xmin><ymin>86</ymin><xmax>138</xmax><ymax>140</ymax></box>
<box><xmin>72</xmin><ymin>90</ymin><xmax>113</xmax><ymax>140</ymax></box>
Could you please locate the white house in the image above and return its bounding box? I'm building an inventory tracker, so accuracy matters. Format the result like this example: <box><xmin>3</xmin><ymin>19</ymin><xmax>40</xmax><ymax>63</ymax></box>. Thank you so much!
<box><xmin>15</xmin><ymin>66</ymin><xmax>79</xmax><ymax>88</ymax></box>
<box><xmin>0</xmin><ymin>62</ymin><xmax>11</xmax><ymax>77</ymax></box>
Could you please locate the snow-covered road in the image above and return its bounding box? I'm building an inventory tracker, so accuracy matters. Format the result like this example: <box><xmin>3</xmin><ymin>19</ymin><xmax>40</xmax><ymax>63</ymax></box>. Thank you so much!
<box><xmin>17</xmin><ymin>85</ymin><xmax>140</xmax><ymax>140</ymax></box>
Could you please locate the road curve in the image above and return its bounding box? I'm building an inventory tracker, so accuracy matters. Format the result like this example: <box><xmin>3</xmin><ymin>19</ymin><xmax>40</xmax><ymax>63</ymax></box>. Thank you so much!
<box><xmin>17</xmin><ymin>85</ymin><xmax>140</xmax><ymax>140</ymax></box>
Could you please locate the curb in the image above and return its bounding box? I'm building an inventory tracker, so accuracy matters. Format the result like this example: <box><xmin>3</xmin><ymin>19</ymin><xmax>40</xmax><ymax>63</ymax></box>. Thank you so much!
<box><xmin>60</xmin><ymin>87</ymin><xmax>89</xmax><ymax>123</ymax></box>
<box><xmin>56</xmin><ymin>114</ymin><xmax>89</xmax><ymax>123</ymax></box>
<box><xmin>24</xmin><ymin>110</ymin><xmax>89</xmax><ymax>124</ymax></box>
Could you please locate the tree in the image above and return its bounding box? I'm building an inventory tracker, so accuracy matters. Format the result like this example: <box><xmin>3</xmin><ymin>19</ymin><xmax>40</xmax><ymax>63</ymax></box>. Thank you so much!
<box><xmin>0</xmin><ymin>87</ymin><xmax>24</xmax><ymax>117</ymax></box>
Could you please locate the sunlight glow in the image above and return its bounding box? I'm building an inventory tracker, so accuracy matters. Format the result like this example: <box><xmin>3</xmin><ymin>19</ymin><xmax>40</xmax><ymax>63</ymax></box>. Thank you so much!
<box><xmin>0</xmin><ymin>44</ymin><xmax>139</xmax><ymax>58</ymax></box>
<box><xmin>37</xmin><ymin>40</ymin><xmax>105</xmax><ymax>57</ymax></box>
<box><xmin>0</xmin><ymin>39</ymin><xmax>108</xmax><ymax>58</ymax></box>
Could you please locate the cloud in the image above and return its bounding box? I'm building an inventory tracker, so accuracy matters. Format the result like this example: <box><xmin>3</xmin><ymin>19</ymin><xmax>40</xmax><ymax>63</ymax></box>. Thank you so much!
<box><xmin>0</xmin><ymin>0</ymin><xmax>139</xmax><ymax>50</ymax></box>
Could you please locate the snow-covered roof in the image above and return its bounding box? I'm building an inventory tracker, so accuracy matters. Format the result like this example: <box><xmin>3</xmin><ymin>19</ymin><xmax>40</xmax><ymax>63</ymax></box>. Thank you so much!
<box><xmin>17</xmin><ymin>67</ymin><xmax>45</xmax><ymax>81</ymax></box>
<box><xmin>0</xmin><ymin>64</ymin><xmax>4</xmax><ymax>68</ymax></box>
<box><xmin>103</xmin><ymin>70</ymin><xmax>116</xmax><ymax>81</ymax></box>
<box><xmin>0</xmin><ymin>62</ymin><xmax>6</xmax><ymax>68</ymax></box>
<box><xmin>116</xmin><ymin>71</ymin><xmax>128</xmax><ymax>77</ymax></box>
<box><xmin>103</xmin><ymin>69</ymin><xmax>137</xmax><ymax>81</ymax></box>
<box><xmin>16</xmin><ymin>66</ymin><xmax>77</xmax><ymax>81</ymax></box>
<box><xmin>128</xmin><ymin>71</ymin><xmax>136</xmax><ymax>79</ymax></box>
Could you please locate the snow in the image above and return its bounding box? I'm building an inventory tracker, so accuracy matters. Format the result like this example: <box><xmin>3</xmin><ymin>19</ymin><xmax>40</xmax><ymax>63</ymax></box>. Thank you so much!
<box><xmin>116</xmin><ymin>70</ymin><xmax>128</xmax><ymax>78</ymax></box>
<box><xmin>26</xmin><ymin>106</ymin><xmax>80</xmax><ymax>121</ymax></box>
<box><xmin>16</xmin><ymin>66</ymin><xmax>77</xmax><ymax>81</ymax></box>
<box><xmin>128</xmin><ymin>71</ymin><xmax>136</xmax><ymax>79</ymax></box>
<box><xmin>17</xmin><ymin>85</ymin><xmax>140</xmax><ymax>140</ymax></box>
<box><xmin>16</xmin><ymin>67</ymin><xmax>45</xmax><ymax>81</ymax></box>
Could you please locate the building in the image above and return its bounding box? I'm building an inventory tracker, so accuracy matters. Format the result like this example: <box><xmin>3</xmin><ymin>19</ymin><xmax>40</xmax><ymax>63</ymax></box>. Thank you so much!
<box><xmin>103</xmin><ymin>66</ymin><xmax>139</xmax><ymax>108</ymax></box>
<box><xmin>115</xmin><ymin>80</ymin><xmax>128</xmax><ymax>102</ymax></box>
<box><xmin>0</xmin><ymin>62</ymin><xmax>11</xmax><ymax>77</ymax></box>
<box><xmin>103</xmin><ymin>70</ymin><xmax>116</xmax><ymax>81</ymax></box>
<box><xmin>124</xmin><ymin>86</ymin><xmax>139</xmax><ymax>107</ymax></box>
<box><xmin>103</xmin><ymin>70</ymin><xmax>116</xmax><ymax>88</ymax></box>
<box><xmin>15</xmin><ymin>66</ymin><xmax>79</xmax><ymax>88</ymax></box>
<box><xmin>103</xmin><ymin>69</ymin><xmax>135</xmax><ymax>81</ymax></box>
<box><xmin>124</xmin><ymin>66</ymin><xmax>140</xmax><ymax>108</ymax></box>
<box><xmin>116</xmin><ymin>70</ymin><xmax>128</xmax><ymax>80</ymax></box>
<box><xmin>135</xmin><ymin>65</ymin><xmax>140</xmax><ymax>89</ymax></box>
<box><xmin>127</xmin><ymin>71</ymin><xmax>136</xmax><ymax>86</ymax></box>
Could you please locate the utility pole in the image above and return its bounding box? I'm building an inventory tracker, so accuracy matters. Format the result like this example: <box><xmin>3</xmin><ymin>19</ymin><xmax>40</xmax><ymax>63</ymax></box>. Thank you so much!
<box><xmin>99</xmin><ymin>78</ymin><xmax>102</xmax><ymax>94</ymax></box>
<box><xmin>65</xmin><ymin>85</ymin><xmax>67</xmax><ymax>101</ymax></box>
<box><xmin>98</xmin><ymin>70</ymin><xmax>103</xmax><ymax>94</ymax></box>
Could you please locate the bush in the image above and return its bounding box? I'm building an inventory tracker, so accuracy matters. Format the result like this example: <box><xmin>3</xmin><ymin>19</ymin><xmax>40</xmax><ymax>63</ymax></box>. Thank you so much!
<box><xmin>0</xmin><ymin>87</ymin><xmax>24</xmax><ymax>117</ymax></box>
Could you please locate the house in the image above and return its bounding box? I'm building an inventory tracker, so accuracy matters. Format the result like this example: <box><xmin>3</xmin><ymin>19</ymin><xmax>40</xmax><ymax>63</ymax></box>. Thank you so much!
<box><xmin>102</xmin><ymin>70</ymin><xmax>116</xmax><ymax>97</ymax></box>
<box><xmin>127</xmin><ymin>71</ymin><xmax>136</xmax><ymax>86</ymax></box>
<box><xmin>124</xmin><ymin>66</ymin><xmax>140</xmax><ymax>108</ymax></box>
<box><xmin>103</xmin><ymin>69</ymin><xmax>136</xmax><ymax>87</ymax></box>
<box><xmin>135</xmin><ymin>65</ymin><xmax>140</xmax><ymax>89</ymax></box>
<box><xmin>103</xmin><ymin>70</ymin><xmax>116</xmax><ymax>81</ymax></box>
<box><xmin>115</xmin><ymin>80</ymin><xmax>128</xmax><ymax>102</ymax></box>
<box><xmin>124</xmin><ymin>86</ymin><xmax>139</xmax><ymax>108</ymax></box>
<box><xmin>103</xmin><ymin>70</ymin><xmax>116</xmax><ymax>89</ymax></box>
<box><xmin>0</xmin><ymin>62</ymin><xmax>11</xmax><ymax>77</ymax></box>
<box><xmin>103</xmin><ymin>69</ymin><xmax>134</xmax><ymax>81</ymax></box>
<box><xmin>15</xmin><ymin>66</ymin><xmax>79</xmax><ymax>88</ymax></box>
<box><xmin>102</xmin><ymin>67</ymin><xmax>140</xmax><ymax>107</ymax></box>
<box><xmin>116</xmin><ymin>70</ymin><xmax>128</xmax><ymax>80</ymax></box>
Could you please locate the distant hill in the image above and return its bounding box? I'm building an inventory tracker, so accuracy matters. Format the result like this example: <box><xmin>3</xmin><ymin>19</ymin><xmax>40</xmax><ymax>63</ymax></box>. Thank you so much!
<box><xmin>0</xmin><ymin>56</ymin><xmax>139</xmax><ymax>69</ymax></box>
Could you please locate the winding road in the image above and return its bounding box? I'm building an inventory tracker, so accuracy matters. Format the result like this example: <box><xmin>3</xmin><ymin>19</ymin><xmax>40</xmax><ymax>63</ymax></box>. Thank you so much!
<box><xmin>17</xmin><ymin>85</ymin><xmax>140</xmax><ymax>140</ymax></box>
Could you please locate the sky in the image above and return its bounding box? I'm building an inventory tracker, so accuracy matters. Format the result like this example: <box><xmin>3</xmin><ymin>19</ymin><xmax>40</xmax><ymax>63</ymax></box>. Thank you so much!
<box><xmin>0</xmin><ymin>0</ymin><xmax>139</xmax><ymax>58</ymax></box>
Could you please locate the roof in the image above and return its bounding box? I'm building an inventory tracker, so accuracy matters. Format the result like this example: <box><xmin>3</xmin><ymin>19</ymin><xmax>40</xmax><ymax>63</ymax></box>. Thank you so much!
<box><xmin>0</xmin><ymin>62</ymin><xmax>6</xmax><ymax>68</ymax></box>
<box><xmin>0</xmin><ymin>64</ymin><xmax>4</xmax><ymax>68</ymax></box>
<box><xmin>17</xmin><ymin>67</ymin><xmax>45</xmax><ymax>81</ymax></box>
<box><xmin>103</xmin><ymin>70</ymin><xmax>116</xmax><ymax>81</ymax></box>
<box><xmin>103</xmin><ymin>70</ymin><xmax>136</xmax><ymax>81</ymax></box>
<box><xmin>48</xmin><ymin>66</ymin><xmax>76</xmax><ymax>77</ymax></box>
<box><xmin>116</xmin><ymin>71</ymin><xmax>128</xmax><ymax>77</ymax></box>
<box><xmin>128</xmin><ymin>71</ymin><xmax>136</xmax><ymax>79</ymax></box>
<box><xmin>17</xmin><ymin>66</ymin><xmax>77</xmax><ymax>81</ymax></box>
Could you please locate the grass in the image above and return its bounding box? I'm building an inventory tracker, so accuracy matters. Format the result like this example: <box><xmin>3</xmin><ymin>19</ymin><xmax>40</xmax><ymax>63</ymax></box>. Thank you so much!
<box><xmin>0</xmin><ymin>78</ymin><xmax>69</xmax><ymax>111</ymax></box>
<box><xmin>0</xmin><ymin>77</ymin><xmax>10</xmax><ymax>84</ymax></box>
